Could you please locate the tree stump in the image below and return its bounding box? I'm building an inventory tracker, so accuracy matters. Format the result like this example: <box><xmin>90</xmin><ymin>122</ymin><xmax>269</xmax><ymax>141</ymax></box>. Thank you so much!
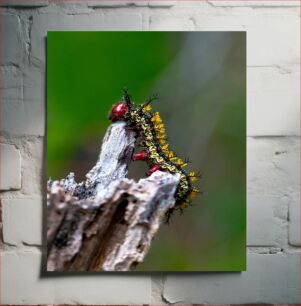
<box><xmin>47</xmin><ymin>122</ymin><xmax>180</xmax><ymax>271</ymax></box>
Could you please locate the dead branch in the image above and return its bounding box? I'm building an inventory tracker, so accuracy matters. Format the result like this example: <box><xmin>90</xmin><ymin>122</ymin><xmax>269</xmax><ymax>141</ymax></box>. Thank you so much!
<box><xmin>47</xmin><ymin>122</ymin><xmax>180</xmax><ymax>271</ymax></box>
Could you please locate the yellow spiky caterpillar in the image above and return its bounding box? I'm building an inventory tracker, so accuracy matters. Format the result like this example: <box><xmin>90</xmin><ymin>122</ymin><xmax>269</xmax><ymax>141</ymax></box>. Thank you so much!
<box><xmin>110</xmin><ymin>89</ymin><xmax>201</xmax><ymax>221</ymax></box>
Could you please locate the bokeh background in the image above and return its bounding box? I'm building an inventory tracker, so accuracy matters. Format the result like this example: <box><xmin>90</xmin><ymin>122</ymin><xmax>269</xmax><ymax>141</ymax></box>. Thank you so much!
<box><xmin>47</xmin><ymin>31</ymin><xmax>246</xmax><ymax>271</ymax></box>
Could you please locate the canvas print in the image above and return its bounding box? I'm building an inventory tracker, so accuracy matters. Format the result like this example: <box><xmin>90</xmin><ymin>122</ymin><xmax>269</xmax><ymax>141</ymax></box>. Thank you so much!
<box><xmin>47</xmin><ymin>32</ymin><xmax>246</xmax><ymax>272</ymax></box>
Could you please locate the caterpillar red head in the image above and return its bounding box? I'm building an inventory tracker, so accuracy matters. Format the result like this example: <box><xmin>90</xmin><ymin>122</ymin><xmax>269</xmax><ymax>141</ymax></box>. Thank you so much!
<box><xmin>109</xmin><ymin>102</ymin><xmax>127</xmax><ymax>121</ymax></box>
<box><xmin>109</xmin><ymin>88</ymin><xmax>134</xmax><ymax>121</ymax></box>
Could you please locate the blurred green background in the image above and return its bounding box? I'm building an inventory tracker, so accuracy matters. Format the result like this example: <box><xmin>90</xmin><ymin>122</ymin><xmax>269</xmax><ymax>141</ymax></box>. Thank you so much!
<box><xmin>47</xmin><ymin>31</ymin><xmax>246</xmax><ymax>271</ymax></box>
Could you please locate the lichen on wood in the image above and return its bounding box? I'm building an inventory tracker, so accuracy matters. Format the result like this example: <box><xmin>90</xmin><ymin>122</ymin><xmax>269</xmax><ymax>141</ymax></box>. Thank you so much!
<box><xmin>47</xmin><ymin>121</ymin><xmax>180</xmax><ymax>271</ymax></box>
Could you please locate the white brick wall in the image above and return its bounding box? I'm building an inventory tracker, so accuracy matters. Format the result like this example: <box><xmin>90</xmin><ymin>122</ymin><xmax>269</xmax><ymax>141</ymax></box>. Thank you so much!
<box><xmin>0</xmin><ymin>0</ymin><xmax>300</xmax><ymax>304</ymax></box>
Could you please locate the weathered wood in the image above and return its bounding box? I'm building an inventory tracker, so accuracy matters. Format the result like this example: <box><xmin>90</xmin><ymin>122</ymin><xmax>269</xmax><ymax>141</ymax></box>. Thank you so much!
<box><xmin>47</xmin><ymin>122</ymin><xmax>180</xmax><ymax>271</ymax></box>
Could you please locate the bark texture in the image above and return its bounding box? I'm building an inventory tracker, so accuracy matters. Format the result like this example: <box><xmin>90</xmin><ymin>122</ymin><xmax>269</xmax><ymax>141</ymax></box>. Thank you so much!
<box><xmin>47</xmin><ymin>121</ymin><xmax>180</xmax><ymax>271</ymax></box>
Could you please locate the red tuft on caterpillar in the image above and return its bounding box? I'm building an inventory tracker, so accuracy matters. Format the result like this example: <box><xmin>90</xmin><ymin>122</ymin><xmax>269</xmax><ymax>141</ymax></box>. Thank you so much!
<box><xmin>133</xmin><ymin>151</ymin><xmax>148</xmax><ymax>161</ymax></box>
<box><xmin>148</xmin><ymin>164</ymin><xmax>161</xmax><ymax>175</ymax></box>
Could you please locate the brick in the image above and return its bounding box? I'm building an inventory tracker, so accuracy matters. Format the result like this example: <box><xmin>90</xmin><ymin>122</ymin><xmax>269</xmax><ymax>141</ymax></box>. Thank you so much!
<box><xmin>151</xmin><ymin>275</ymin><xmax>164</xmax><ymax>303</ymax></box>
<box><xmin>20</xmin><ymin>137</ymin><xmax>44</xmax><ymax>196</ymax></box>
<box><xmin>22</xmin><ymin>66</ymin><xmax>46</xmax><ymax>136</ymax></box>
<box><xmin>2</xmin><ymin>198</ymin><xmax>43</xmax><ymax>246</ymax></box>
<box><xmin>102</xmin><ymin>12</ymin><xmax>142</xmax><ymax>29</ymax></box>
<box><xmin>149</xmin><ymin>15</ymin><xmax>194</xmax><ymax>30</ymax></box>
<box><xmin>37</xmin><ymin>3</ymin><xmax>93</xmax><ymax>14</ymax></box>
<box><xmin>54</xmin><ymin>272</ymin><xmax>150</xmax><ymax>304</ymax></box>
<box><xmin>194</xmin><ymin>10</ymin><xmax>299</xmax><ymax>67</ymax></box>
<box><xmin>2</xmin><ymin>251</ymin><xmax>151</xmax><ymax>304</ymax></box>
<box><xmin>163</xmin><ymin>253</ymin><xmax>300</xmax><ymax>304</ymax></box>
<box><xmin>148</xmin><ymin>1</ymin><xmax>175</xmax><ymax>7</ymax></box>
<box><xmin>248</xmin><ymin>66</ymin><xmax>299</xmax><ymax>136</ymax></box>
<box><xmin>272</xmin><ymin>139</ymin><xmax>300</xmax><ymax>190</ymax></box>
<box><xmin>0</xmin><ymin>0</ymin><xmax>48</xmax><ymax>6</ymax></box>
<box><xmin>31</xmin><ymin>13</ymin><xmax>142</xmax><ymax>64</ymax></box>
<box><xmin>207</xmin><ymin>0</ymin><xmax>300</xmax><ymax>7</ymax></box>
<box><xmin>1</xmin><ymin>65</ymin><xmax>23</xmax><ymax>135</ymax></box>
<box><xmin>86</xmin><ymin>0</ymin><xmax>137</xmax><ymax>7</ymax></box>
<box><xmin>85</xmin><ymin>0</ymin><xmax>174</xmax><ymax>7</ymax></box>
<box><xmin>0</xmin><ymin>143</ymin><xmax>21</xmax><ymax>190</ymax></box>
<box><xmin>1</xmin><ymin>66</ymin><xmax>22</xmax><ymax>101</ymax></box>
<box><xmin>132</xmin><ymin>0</ymin><xmax>149</xmax><ymax>6</ymax></box>
<box><xmin>1</xmin><ymin>13</ymin><xmax>24</xmax><ymax>65</ymax></box>
<box><xmin>247</xmin><ymin>196</ymin><xmax>275</xmax><ymax>246</ymax></box>
<box><xmin>1</xmin><ymin>64</ymin><xmax>45</xmax><ymax>136</ymax></box>
<box><xmin>248</xmin><ymin>137</ymin><xmax>299</xmax><ymax>196</ymax></box>
<box><xmin>247</xmin><ymin>13</ymin><xmax>299</xmax><ymax>67</ymax></box>
<box><xmin>2</xmin><ymin>251</ymin><xmax>55</xmax><ymax>304</ymax></box>
<box><xmin>288</xmin><ymin>193</ymin><xmax>300</xmax><ymax>246</ymax></box>
<box><xmin>247</xmin><ymin>195</ymin><xmax>287</xmax><ymax>246</ymax></box>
